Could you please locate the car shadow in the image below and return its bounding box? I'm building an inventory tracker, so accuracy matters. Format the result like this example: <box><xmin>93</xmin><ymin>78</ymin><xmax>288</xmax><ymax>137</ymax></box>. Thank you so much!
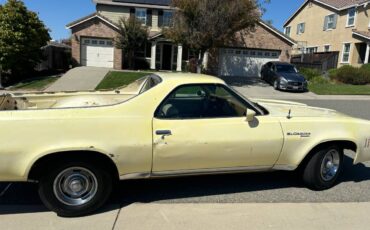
<box><xmin>0</xmin><ymin>155</ymin><xmax>369</xmax><ymax>215</ymax></box>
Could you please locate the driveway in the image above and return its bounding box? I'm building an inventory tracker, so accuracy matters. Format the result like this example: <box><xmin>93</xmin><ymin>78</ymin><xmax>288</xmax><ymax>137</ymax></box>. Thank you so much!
<box><xmin>45</xmin><ymin>67</ymin><xmax>110</xmax><ymax>92</ymax></box>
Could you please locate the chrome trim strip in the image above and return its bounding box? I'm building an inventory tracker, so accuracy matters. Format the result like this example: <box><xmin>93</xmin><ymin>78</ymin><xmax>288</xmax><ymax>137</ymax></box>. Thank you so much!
<box><xmin>272</xmin><ymin>164</ymin><xmax>297</xmax><ymax>171</ymax></box>
<box><xmin>120</xmin><ymin>172</ymin><xmax>150</xmax><ymax>180</ymax></box>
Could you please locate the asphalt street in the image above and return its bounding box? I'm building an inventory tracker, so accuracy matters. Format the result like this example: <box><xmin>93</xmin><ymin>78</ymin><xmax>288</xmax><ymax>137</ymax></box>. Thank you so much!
<box><xmin>1</xmin><ymin>99</ymin><xmax>370</xmax><ymax>215</ymax></box>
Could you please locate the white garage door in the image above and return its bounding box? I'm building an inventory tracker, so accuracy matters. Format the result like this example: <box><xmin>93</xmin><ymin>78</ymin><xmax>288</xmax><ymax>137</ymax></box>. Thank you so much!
<box><xmin>81</xmin><ymin>38</ymin><xmax>114</xmax><ymax>68</ymax></box>
<box><xmin>219</xmin><ymin>48</ymin><xmax>280</xmax><ymax>77</ymax></box>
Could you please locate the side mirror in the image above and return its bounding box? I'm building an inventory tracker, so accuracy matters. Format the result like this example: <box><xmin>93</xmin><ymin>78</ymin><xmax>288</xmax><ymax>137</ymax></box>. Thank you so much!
<box><xmin>246</xmin><ymin>109</ymin><xmax>256</xmax><ymax>122</ymax></box>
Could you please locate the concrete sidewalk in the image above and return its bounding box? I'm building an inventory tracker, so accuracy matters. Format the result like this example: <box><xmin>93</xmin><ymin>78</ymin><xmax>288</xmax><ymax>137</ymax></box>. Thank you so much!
<box><xmin>1</xmin><ymin>203</ymin><xmax>370</xmax><ymax>230</ymax></box>
<box><xmin>46</xmin><ymin>67</ymin><xmax>110</xmax><ymax>92</ymax></box>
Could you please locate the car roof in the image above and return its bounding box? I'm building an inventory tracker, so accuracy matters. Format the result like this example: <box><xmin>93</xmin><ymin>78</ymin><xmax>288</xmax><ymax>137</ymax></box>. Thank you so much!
<box><xmin>268</xmin><ymin>61</ymin><xmax>294</xmax><ymax>66</ymax></box>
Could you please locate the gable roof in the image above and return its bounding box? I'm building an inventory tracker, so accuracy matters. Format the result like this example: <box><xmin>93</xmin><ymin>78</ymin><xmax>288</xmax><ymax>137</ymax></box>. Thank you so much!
<box><xmin>66</xmin><ymin>12</ymin><xmax>119</xmax><ymax>30</ymax></box>
<box><xmin>94</xmin><ymin>0</ymin><xmax>172</xmax><ymax>9</ymax></box>
<box><xmin>113</xmin><ymin>0</ymin><xmax>170</xmax><ymax>6</ymax></box>
<box><xmin>258</xmin><ymin>21</ymin><xmax>296</xmax><ymax>45</ymax></box>
<box><xmin>284</xmin><ymin>0</ymin><xmax>370</xmax><ymax>27</ymax></box>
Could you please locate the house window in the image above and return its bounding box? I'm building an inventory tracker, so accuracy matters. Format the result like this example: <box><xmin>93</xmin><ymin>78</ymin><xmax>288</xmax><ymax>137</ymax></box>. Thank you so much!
<box><xmin>306</xmin><ymin>47</ymin><xmax>318</xmax><ymax>54</ymax></box>
<box><xmin>347</xmin><ymin>8</ymin><xmax>356</xmax><ymax>27</ymax></box>
<box><xmin>297</xmin><ymin>23</ymin><xmax>305</xmax><ymax>34</ymax></box>
<box><xmin>341</xmin><ymin>43</ymin><xmax>351</xmax><ymax>63</ymax></box>
<box><xmin>325</xmin><ymin>14</ymin><xmax>336</xmax><ymax>30</ymax></box>
<box><xmin>162</xmin><ymin>10</ymin><xmax>173</xmax><ymax>27</ymax></box>
<box><xmin>324</xmin><ymin>45</ymin><xmax>331</xmax><ymax>52</ymax></box>
<box><xmin>285</xmin><ymin>26</ymin><xmax>291</xmax><ymax>36</ymax></box>
<box><xmin>135</xmin><ymin>8</ymin><xmax>147</xmax><ymax>25</ymax></box>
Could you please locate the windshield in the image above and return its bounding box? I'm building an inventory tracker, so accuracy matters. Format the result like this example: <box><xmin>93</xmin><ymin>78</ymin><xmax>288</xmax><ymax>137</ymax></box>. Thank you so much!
<box><xmin>276</xmin><ymin>65</ymin><xmax>297</xmax><ymax>73</ymax></box>
<box><xmin>117</xmin><ymin>74</ymin><xmax>162</xmax><ymax>94</ymax></box>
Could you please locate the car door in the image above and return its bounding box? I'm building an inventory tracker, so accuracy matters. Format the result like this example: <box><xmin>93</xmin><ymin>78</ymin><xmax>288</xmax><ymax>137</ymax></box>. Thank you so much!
<box><xmin>152</xmin><ymin>84</ymin><xmax>284</xmax><ymax>174</ymax></box>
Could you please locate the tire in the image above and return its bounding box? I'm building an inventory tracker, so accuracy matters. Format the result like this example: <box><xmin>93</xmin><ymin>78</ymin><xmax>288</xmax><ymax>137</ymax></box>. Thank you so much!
<box><xmin>38</xmin><ymin>161</ymin><xmax>113</xmax><ymax>217</ymax></box>
<box><xmin>302</xmin><ymin>145</ymin><xmax>343</xmax><ymax>190</ymax></box>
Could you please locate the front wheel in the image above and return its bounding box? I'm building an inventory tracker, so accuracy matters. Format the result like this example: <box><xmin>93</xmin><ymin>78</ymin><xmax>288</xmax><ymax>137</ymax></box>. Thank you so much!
<box><xmin>273</xmin><ymin>80</ymin><xmax>279</xmax><ymax>90</ymax></box>
<box><xmin>302</xmin><ymin>145</ymin><xmax>343</xmax><ymax>190</ymax></box>
<box><xmin>38</xmin><ymin>161</ymin><xmax>112</xmax><ymax>217</ymax></box>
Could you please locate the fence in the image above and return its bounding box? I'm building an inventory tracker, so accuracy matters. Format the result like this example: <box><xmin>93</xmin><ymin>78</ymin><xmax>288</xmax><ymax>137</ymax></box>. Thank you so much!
<box><xmin>291</xmin><ymin>51</ymin><xmax>339</xmax><ymax>73</ymax></box>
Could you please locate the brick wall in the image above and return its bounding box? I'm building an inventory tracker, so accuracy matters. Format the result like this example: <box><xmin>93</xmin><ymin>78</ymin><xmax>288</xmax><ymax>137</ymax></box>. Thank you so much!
<box><xmin>232</xmin><ymin>25</ymin><xmax>293</xmax><ymax>62</ymax></box>
<box><xmin>71</xmin><ymin>18</ymin><xmax>122</xmax><ymax>69</ymax></box>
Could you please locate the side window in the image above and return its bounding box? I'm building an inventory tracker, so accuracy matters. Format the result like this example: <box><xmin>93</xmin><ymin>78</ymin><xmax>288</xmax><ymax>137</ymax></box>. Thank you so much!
<box><xmin>156</xmin><ymin>84</ymin><xmax>249</xmax><ymax>119</ymax></box>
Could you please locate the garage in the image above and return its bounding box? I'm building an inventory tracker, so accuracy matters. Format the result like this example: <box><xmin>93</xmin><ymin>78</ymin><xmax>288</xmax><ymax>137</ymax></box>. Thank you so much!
<box><xmin>81</xmin><ymin>38</ymin><xmax>114</xmax><ymax>68</ymax></box>
<box><xmin>219</xmin><ymin>48</ymin><xmax>280</xmax><ymax>77</ymax></box>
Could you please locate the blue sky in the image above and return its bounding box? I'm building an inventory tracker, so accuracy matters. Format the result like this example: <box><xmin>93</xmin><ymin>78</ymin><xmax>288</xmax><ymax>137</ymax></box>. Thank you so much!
<box><xmin>0</xmin><ymin>0</ymin><xmax>305</xmax><ymax>40</ymax></box>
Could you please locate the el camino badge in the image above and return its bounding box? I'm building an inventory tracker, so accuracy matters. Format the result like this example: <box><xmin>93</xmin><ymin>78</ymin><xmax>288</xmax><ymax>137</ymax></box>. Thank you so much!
<box><xmin>287</xmin><ymin>132</ymin><xmax>311</xmax><ymax>138</ymax></box>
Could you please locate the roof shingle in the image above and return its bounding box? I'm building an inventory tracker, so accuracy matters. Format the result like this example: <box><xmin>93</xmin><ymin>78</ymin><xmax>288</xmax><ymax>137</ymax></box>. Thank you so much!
<box><xmin>113</xmin><ymin>0</ymin><xmax>171</xmax><ymax>6</ymax></box>
<box><xmin>317</xmin><ymin>0</ymin><xmax>369</xmax><ymax>9</ymax></box>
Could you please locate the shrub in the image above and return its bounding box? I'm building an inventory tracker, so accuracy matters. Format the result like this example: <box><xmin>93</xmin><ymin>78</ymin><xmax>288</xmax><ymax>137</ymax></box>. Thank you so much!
<box><xmin>309</xmin><ymin>76</ymin><xmax>330</xmax><ymax>85</ymax></box>
<box><xmin>327</xmin><ymin>68</ymin><xmax>338</xmax><ymax>81</ymax></box>
<box><xmin>299</xmin><ymin>68</ymin><xmax>321</xmax><ymax>81</ymax></box>
<box><xmin>332</xmin><ymin>65</ymin><xmax>370</xmax><ymax>85</ymax></box>
<box><xmin>360</xmin><ymin>63</ymin><xmax>370</xmax><ymax>72</ymax></box>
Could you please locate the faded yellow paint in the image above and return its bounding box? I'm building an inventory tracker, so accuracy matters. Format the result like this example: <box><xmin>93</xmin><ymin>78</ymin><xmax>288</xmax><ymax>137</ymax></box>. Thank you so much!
<box><xmin>285</xmin><ymin>2</ymin><xmax>370</xmax><ymax>67</ymax></box>
<box><xmin>0</xmin><ymin>73</ymin><xmax>369</xmax><ymax>182</ymax></box>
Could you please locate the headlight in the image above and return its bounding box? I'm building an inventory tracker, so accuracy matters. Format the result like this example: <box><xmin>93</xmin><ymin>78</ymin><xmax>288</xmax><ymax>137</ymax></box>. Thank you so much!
<box><xmin>280</xmin><ymin>78</ymin><xmax>288</xmax><ymax>84</ymax></box>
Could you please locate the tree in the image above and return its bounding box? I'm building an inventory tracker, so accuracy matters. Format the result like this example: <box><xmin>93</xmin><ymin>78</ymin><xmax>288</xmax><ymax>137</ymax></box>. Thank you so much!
<box><xmin>0</xmin><ymin>0</ymin><xmax>50</xmax><ymax>81</ymax></box>
<box><xmin>116</xmin><ymin>17</ymin><xmax>149</xmax><ymax>70</ymax></box>
<box><xmin>165</xmin><ymin>0</ymin><xmax>266</xmax><ymax>73</ymax></box>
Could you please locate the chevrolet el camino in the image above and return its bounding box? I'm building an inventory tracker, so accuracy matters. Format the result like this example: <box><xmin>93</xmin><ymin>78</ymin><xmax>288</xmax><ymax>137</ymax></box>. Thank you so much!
<box><xmin>0</xmin><ymin>73</ymin><xmax>369</xmax><ymax>217</ymax></box>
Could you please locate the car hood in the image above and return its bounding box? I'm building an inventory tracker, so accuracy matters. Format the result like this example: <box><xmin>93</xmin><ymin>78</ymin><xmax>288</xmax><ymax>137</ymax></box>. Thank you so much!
<box><xmin>253</xmin><ymin>99</ymin><xmax>346</xmax><ymax>118</ymax></box>
<box><xmin>278</xmin><ymin>72</ymin><xmax>306</xmax><ymax>82</ymax></box>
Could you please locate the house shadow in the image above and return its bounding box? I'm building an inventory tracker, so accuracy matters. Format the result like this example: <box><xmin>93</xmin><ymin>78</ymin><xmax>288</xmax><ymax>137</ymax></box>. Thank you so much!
<box><xmin>1</xmin><ymin>155</ymin><xmax>370</xmax><ymax>216</ymax></box>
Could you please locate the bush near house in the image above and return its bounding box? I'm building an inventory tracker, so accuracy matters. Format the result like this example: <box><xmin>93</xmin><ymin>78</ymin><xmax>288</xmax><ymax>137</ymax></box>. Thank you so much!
<box><xmin>329</xmin><ymin>65</ymin><xmax>370</xmax><ymax>85</ymax></box>
<box><xmin>298</xmin><ymin>68</ymin><xmax>322</xmax><ymax>81</ymax></box>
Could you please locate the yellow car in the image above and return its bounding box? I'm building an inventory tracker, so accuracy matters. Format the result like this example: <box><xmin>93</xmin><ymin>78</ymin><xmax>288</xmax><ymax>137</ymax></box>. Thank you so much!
<box><xmin>0</xmin><ymin>73</ymin><xmax>369</xmax><ymax>217</ymax></box>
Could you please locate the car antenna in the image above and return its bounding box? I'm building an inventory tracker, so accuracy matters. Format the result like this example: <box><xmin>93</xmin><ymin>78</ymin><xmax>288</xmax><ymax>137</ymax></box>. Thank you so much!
<box><xmin>287</xmin><ymin>109</ymin><xmax>292</xmax><ymax>119</ymax></box>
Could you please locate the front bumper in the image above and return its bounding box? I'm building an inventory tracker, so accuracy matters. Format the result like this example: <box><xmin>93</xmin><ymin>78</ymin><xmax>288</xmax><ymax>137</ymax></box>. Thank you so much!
<box><xmin>279</xmin><ymin>81</ymin><xmax>307</xmax><ymax>91</ymax></box>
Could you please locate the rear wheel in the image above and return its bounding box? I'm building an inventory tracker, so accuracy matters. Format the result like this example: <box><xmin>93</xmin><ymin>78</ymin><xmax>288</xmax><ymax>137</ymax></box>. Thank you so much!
<box><xmin>302</xmin><ymin>145</ymin><xmax>343</xmax><ymax>190</ymax></box>
<box><xmin>38</xmin><ymin>161</ymin><xmax>112</xmax><ymax>217</ymax></box>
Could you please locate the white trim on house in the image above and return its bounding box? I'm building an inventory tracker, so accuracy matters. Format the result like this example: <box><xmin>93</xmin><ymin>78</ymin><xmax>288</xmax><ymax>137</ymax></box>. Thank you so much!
<box><xmin>66</xmin><ymin>14</ymin><xmax>119</xmax><ymax>30</ymax></box>
<box><xmin>346</xmin><ymin>7</ymin><xmax>357</xmax><ymax>27</ymax></box>
<box><xmin>352</xmin><ymin>31</ymin><xmax>370</xmax><ymax>40</ymax></box>
<box><xmin>323</xmin><ymin>44</ymin><xmax>331</xmax><ymax>52</ymax></box>
<box><xmin>93</xmin><ymin>0</ymin><xmax>173</xmax><ymax>10</ymax></box>
<box><xmin>341</xmin><ymin>42</ymin><xmax>352</xmax><ymax>64</ymax></box>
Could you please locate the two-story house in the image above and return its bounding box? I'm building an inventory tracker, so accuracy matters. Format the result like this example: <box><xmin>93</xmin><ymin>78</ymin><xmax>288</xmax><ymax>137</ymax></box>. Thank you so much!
<box><xmin>284</xmin><ymin>0</ymin><xmax>370</xmax><ymax>67</ymax></box>
<box><xmin>67</xmin><ymin>0</ymin><xmax>295</xmax><ymax>78</ymax></box>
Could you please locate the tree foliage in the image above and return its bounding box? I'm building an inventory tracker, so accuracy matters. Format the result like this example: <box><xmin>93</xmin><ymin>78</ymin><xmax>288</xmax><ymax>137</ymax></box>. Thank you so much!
<box><xmin>116</xmin><ymin>17</ymin><xmax>149</xmax><ymax>69</ymax></box>
<box><xmin>0</xmin><ymin>0</ymin><xmax>50</xmax><ymax>80</ymax></box>
<box><xmin>165</xmin><ymin>0</ymin><xmax>264</xmax><ymax>73</ymax></box>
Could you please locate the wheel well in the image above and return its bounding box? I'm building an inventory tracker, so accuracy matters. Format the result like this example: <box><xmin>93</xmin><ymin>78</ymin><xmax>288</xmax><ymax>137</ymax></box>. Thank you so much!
<box><xmin>28</xmin><ymin>151</ymin><xmax>119</xmax><ymax>182</ymax></box>
<box><xmin>297</xmin><ymin>140</ymin><xmax>357</xmax><ymax>171</ymax></box>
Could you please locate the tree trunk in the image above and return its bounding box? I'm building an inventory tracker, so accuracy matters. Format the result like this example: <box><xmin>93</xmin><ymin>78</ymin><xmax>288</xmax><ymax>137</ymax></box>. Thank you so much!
<box><xmin>0</xmin><ymin>64</ymin><xmax>3</xmax><ymax>89</ymax></box>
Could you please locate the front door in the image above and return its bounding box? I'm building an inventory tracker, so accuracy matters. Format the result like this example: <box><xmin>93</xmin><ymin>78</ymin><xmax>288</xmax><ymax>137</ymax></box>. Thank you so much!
<box><xmin>162</xmin><ymin>44</ymin><xmax>172</xmax><ymax>70</ymax></box>
<box><xmin>152</xmin><ymin>84</ymin><xmax>284</xmax><ymax>174</ymax></box>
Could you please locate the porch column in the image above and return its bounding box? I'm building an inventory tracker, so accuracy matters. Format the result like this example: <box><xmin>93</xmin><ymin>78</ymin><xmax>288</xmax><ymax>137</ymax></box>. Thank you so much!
<box><xmin>150</xmin><ymin>42</ymin><xmax>157</xmax><ymax>70</ymax></box>
<box><xmin>365</xmin><ymin>43</ymin><xmax>370</xmax><ymax>64</ymax></box>
<box><xmin>176</xmin><ymin>44</ymin><xmax>183</xmax><ymax>72</ymax></box>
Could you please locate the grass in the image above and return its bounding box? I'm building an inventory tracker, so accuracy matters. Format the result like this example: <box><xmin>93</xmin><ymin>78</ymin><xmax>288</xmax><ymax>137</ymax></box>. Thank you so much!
<box><xmin>309</xmin><ymin>83</ymin><xmax>370</xmax><ymax>95</ymax></box>
<box><xmin>96</xmin><ymin>71</ymin><xmax>152</xmax><ymax>90</ymax></box>
<box><xmin>10</xmin><ymin>75</ymin><xmax>60</xmax><ymax>91</ymax></box>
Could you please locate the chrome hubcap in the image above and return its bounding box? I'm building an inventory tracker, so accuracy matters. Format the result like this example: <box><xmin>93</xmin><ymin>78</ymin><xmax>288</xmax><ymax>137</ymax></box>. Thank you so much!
<box><xmin>320</xmin><ymin>149</ymin><xmax>340</xmax><ymax>181</ymax></box>
<box><xmin>53</xmin><ymin>167</ymin><xmax>98</xmax><ymax>206</ymax></box>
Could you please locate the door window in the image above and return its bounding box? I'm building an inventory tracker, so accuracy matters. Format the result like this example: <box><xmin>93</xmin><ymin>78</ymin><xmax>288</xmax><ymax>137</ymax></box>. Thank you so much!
<box><xmin>156</xmin><ymin>84</ymin><xmax>252</xmax><ymax>119</ymax></box>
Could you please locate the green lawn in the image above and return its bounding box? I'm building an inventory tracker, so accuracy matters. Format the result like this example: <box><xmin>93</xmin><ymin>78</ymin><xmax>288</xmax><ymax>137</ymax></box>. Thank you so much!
<box><xmin>10</xmin><ymin>76</ymin><xmax>60</xmax><ymax>91</ymax></box>
<box><xmin>309</xmin><ymin>83</ymin><xmax>370</xmax><ymax>95</ymax></box>
<box><xmin>96</xmin><ymin>71</ymin><xmax>152</xmax><ymax>90</ymax></box>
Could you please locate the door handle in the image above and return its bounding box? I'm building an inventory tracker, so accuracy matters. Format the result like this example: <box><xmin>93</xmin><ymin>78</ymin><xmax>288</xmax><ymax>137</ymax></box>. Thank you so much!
<box><xmin>156</xmin><ymin>130</ymin><xmax>172</xmax><ymax>136</ymax></box>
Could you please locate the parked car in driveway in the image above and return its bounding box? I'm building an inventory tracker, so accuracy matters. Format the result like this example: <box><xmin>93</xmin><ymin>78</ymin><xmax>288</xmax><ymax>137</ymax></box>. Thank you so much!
<box><xmin>261</xmin><ymin>62</ymin><xmax>308</xmax><ymax>91</ymax></box>
<box><xmin>0</xmin><ymin>73</ymin><xmax>369</xmax><ymax>217</ymax></box>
